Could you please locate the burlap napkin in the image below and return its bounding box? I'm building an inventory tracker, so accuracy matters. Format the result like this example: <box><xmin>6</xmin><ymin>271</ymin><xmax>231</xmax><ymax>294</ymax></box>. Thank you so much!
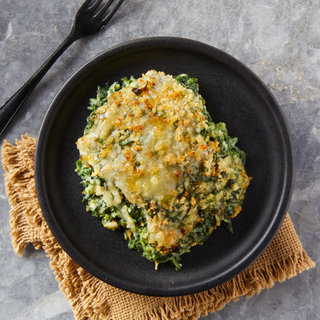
<box><xmin>2</xmin><ymin>134</ymin><xmax>315</xmax><ymax>320</ymax></box>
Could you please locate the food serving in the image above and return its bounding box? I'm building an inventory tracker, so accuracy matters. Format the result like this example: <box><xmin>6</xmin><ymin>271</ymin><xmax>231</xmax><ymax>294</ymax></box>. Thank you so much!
<box><xmin>76</xmin><ymin>70</ymin><xmax>251</xmax><ymax>270</ymax></box>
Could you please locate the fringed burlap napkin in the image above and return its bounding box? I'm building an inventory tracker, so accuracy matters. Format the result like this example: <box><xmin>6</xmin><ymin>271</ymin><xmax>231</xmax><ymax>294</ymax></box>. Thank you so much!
<box><xmin>2</xmin><ymin>134</ymin><xmax>315</xmax><ymax>320</ymax></box>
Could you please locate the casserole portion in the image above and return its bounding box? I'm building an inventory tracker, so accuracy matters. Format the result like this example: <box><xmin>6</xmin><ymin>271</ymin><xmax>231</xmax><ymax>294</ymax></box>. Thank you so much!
<box><xmin>76</xmin><ymin>70</ymin><xmax>251</xmax><ymax>269</ymax></box>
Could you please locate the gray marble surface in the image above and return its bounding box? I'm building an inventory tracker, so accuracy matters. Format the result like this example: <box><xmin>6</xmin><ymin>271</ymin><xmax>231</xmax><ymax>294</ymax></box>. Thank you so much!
<box><xmin>1</xmin><ymin>0</ymin><xmax>319</xmax><ymax>319</ymax></box>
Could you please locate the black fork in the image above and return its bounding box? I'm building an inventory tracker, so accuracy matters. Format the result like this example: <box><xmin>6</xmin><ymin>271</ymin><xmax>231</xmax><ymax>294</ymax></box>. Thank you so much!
<box><xmin>0</xmin><ymin>0</ymin><xmax>124</xmax><ymax>136</ymax></box>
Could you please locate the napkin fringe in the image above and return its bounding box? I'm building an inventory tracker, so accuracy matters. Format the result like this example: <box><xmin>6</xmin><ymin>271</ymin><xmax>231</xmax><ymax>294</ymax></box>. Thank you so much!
<box><xmin>2</xmin><ymin>135</ymin><xmax>43</xmax><ymax>256</ymax></box>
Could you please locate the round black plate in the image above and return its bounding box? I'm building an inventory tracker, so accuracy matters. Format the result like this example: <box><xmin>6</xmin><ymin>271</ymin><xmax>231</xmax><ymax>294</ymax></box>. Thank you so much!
<box><xmin>35</xmin><ymin>37</ymin><xmax>294</xmax><ymax>296</ymax></box>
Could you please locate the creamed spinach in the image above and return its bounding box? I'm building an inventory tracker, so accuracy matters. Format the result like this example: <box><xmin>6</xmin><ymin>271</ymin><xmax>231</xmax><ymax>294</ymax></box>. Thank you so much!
<box><xmin>76</xmin><ymin>70</ymin><xmax>250</xmax><ymax>270</ymax></box>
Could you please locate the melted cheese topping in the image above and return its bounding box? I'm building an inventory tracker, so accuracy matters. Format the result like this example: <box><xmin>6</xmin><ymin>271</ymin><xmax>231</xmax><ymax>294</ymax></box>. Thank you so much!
<box><xmin>77</xmin><ymin>71</ymin><xmax>210</xmax><ymax>206</ymax></box>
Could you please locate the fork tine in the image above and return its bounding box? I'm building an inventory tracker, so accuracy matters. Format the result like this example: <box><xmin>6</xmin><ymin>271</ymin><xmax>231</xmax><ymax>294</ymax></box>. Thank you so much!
<box><xmin>101</xmin><ymin>0</ymin><xmax>124</xmax><ymax>24</ymax></box>
<box><xmin>95</xmin><ymin>0</ymin><xmax>114</xmax><ymax>18</ymax></box>
<box><xmin>87</xmin><ymin>0</ymin><xmax>103</xmax><ymax>13</ymax></box>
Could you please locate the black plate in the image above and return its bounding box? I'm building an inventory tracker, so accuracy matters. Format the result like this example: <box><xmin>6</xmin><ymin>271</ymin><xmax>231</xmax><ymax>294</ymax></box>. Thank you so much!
<box><xmin>35</xmin><ymin>37</ymin><xmax>294</xmax><ymax>296</ymax></box>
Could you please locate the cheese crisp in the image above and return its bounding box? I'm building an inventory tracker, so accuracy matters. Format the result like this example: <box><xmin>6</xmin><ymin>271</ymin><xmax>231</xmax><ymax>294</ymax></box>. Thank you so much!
<box><xmin>76</xmin><ymin>70</ymin><xmax>251</xmax><ymax>269</ymax></box>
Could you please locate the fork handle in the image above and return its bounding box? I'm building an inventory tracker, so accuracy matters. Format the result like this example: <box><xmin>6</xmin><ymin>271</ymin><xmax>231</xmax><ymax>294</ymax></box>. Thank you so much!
<box><xmin>0</xmin><ymin>33</ymin><xmax>77</xmax><ymax>136</ymax></box>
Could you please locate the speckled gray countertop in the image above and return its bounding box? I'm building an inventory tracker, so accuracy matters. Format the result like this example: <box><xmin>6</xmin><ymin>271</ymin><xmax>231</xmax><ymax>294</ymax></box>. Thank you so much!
<box><xmin>1</xmin><ymin>0</ymin><xmax>320</xmax><ymax>319</ymax></box>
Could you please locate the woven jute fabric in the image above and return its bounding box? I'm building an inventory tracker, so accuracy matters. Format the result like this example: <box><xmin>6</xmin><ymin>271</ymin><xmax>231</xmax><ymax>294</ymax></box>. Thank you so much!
<box><xmin>2</xmin><ymin>135</ymin><xmax>315</xmax><ymax>320</ymax></box>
